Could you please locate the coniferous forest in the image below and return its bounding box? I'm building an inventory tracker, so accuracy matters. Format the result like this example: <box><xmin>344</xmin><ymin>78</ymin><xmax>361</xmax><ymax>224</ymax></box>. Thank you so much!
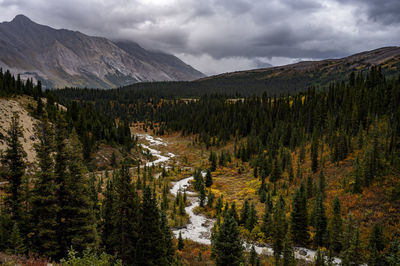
<box><xmin>1</xmin><ymin>66</ymin><xmax>400</xmax><ymax>265</ymax></box>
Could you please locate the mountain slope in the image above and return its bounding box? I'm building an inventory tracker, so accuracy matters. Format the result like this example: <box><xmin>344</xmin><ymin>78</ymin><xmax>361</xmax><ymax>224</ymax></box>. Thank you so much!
<box><xmin>120</xmin><ymin>46</ymin><xmax>400</xmax><ymax>96</ymax></box>
<box><xmin>0</xmin><ymin>15</ymin><xmax>204</xmax><ymax>89</ymax></box>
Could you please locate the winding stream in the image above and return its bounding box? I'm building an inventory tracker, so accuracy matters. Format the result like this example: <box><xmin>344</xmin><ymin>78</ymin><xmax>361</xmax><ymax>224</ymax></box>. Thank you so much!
<box><xmin>139</xmin><ymin>133</ymin><xmax>341</xmax><ymax>264</ymax></box>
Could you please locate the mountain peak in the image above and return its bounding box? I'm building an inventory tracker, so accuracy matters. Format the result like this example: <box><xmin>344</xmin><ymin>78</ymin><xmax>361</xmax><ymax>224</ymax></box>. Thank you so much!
<box><xmin>11</xmin><ymin>14</ymin><xmax>33</xmax><ymax>24</ymax></box>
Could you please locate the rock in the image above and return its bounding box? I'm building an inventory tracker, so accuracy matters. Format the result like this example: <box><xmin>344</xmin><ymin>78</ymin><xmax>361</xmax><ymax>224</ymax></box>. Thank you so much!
<box><xmin>299</xmin><ymin>250</ymin><xmax>307</xmax><ymax>256</ymax></box>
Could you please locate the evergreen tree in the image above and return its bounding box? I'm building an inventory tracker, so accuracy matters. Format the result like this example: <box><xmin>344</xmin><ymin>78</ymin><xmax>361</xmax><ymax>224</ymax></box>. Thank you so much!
<box><xmin>272</xmin><ymin>199</ymin><xmax>287</xmax><ymax>261</ymax></box>
<box><xmin>311</xmin><ymin>133</ymin><xmax>319</xmax><ymax>173</ymax></box>
<box><xmin>137</xmin><ymin>186</ymin><xmax>165</xmax><ymax>265</ymax></box>
<box><xmin>101</xmin><ymin>178</ymin><xmax>115</xmax><ymax>255</ymax></box>
<box><xmin>318</xmin><ymin>169</ymin><xmax>326</xmax><ymax>197</ymax></box>
<box><xmin>312</xmin><ymin>192</ymin><xmax>327</xmax><ymax>248</ymax></box>
<box><xmin>315</xmin><ymin>249</ymin><xmax>326</xmax><ymax>266</ymax></box>
<box><xmin>270</xmin><ymin>158</ymin><xmax>281</xmax><ymax>182</ymax></box>
<box><xmin>199</xmin><ymin>182</ymin><xmax>206</xmax><ymax>207</ymax></box>
<box><xmin>328</xmin><ymin>197</ymin><xmax>343</xmax><ymax>254</ymax></box>
<box><xmin>282</xmin><ymin>232</ymin><xmax>295</xmax><ymax>266</ymax></box>
<box><xmin>207</xmin><ymin>189</ymin><xmax>214</xmax><ymax>208</ymax></box>
<box><xmin>290</xmin><ymin>183</ymin><xmax>308</xmax><ymax>246</ymax></box>
<box><xmin>368</xmin><ymin>223</ymin><xmax>385</xmax><ymax>266</ymax></box>
<box><xmin>245</xmin><ymin>203</ymin><xmax>258</xmax><ymax>231</ymax></box>
<box><xmin>240</xmin><ymin>199</ymin><xmax>249</xmax><ymax>226</ymax></box>
<box><xmin>59</xmin><ymin>131</ymin><xmax>98</xmax><ymax>257</ymax></box>
<box><xmin>212</xmin><ymin>211</ymin><xmax>244</xmax><ymax>266</ymax></box>
<box><xmin>261</xmin><ymin>201</ymin><xmax>273</xmax><ymax>239</ymax></box>
<box><xmin>205</xmin><ymin>169</ymin><xmax>213</xmax><ymax>187</ymax></box>
<box><xmin>248</xmin><ymin>245</ymin><xmax>259</xmax><ymax>266</ymax></box>
<box><xmin>341</xmin><ymin>216</ymin><xmax>362</xmax><ymax>266</ymax></box>
<box><xmin>7</xmin><ymin>222</ymin><xmax>26</xmax><ymax>255</ymax></box>
<box><xmin>178</xmin><ymin>231</ymin><xmax>184</xmax><ymax>251</ymax></box>
<box><xmin>209</xmin><ymin>151</ymin><xmax>217</xmax><ymax>171</ymax></box>
<box><xmin>1</xmin><ymin>113</ymin><xmax>26</xmax><ymax>223</ymax></box>
<box><xmin>111</xmin><ymin>164</ymin><xmax>140</xmax><ymax>265</ymax></box>
<box><xmin>31</xmin><ymin>119</ymin><xmax>59</xmax><ymax>258</ymax></box>
<box><xmin>160</xmin><ymin>210</ymin><xmax>174</xmax><ymax>265</ymax></box>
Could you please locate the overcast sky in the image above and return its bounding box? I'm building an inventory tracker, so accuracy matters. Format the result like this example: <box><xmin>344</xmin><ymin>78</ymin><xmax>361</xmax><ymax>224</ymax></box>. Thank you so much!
<box><xmin>1</xmin><ymin>0</ymin><xmax>399</xmax><ymax>75</ymax></box>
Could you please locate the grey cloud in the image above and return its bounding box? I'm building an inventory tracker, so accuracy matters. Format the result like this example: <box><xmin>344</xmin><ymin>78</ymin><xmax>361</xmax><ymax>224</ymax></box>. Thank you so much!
<box><xmin>0</xmin><ymin>0</ymin><xmax>399</xmax><ymax>74</ymax></box>
<box><xmin>338</xmin><ymin>0</ymin><xmax>400</xmax><ymax>24</ymax></box>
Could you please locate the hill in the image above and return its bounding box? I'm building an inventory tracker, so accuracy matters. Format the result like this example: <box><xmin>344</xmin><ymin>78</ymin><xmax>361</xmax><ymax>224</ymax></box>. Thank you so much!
<box><xmin>0</xmin><ymin>15</ymin><xmax>204</xmax><ymax>89</ymax></box>
<box><xmin>120</xmin><ymin>46</ymin><xmax>400</xmax><ymax>96</ymax></box>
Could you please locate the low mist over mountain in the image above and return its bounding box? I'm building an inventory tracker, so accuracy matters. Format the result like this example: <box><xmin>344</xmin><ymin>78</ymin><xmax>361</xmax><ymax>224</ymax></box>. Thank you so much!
<box><xmin>0</xmin><ymin>15</ymin><xmax>204</xmax><ymax>89</ymax></box>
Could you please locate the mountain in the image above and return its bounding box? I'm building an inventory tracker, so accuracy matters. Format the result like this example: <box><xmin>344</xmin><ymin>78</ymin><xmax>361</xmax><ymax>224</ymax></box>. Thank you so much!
<box><xmin>119</xmin><ymin>46</ymin><xmax>400</xmax><ymax>97</ymax></box>
<box><xmin>0</xmin><ymin>15</ymin><xmax>204</xmax><ymax>89</ymax></box>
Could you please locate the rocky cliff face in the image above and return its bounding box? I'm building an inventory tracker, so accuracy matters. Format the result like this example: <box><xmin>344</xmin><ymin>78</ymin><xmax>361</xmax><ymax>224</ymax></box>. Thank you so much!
<box><xmin>0</xmin><ymin>15</ymin><xmax>204</xmax><ymax>89</ymax></box>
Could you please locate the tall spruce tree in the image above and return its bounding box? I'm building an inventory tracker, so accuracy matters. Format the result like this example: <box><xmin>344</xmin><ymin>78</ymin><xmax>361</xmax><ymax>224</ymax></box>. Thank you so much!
<box><xmin>31</xmin><ymin>118</ymin><xmax>58</xmax><ymax>258</ymax></box>
<box><xmin>328</xmin><ymin>197</ymin><xmax>343</xmax><ymax>254</ymax></box>
<box><xmin>60</xmin><ymin>131</ymin><xmax>97</xmax><ymax>256</ymax></box>
<box><xmin>312</xmin><ymin>191</ymin><xmax>327</xmax><ymax>248</ymax></box>
<box><xmin>290</xmin><ymin>183</ymin><xmax>309</xmax><ymax>246</ymax></box>
<box><xmin>137</xmin><ymin>186</ymin><xmax>165</xmax><ymax>265</ymax></box>
<box><xmin>112</xmin><ymin>164</ymin><xmax>140</xmax><ymax>265</ymax></box>
<box><xmin>272</xmin><ymin>199</ymin><xmax>287</xmax><ymax>261</ymax></box>
<box><xmin>282</xmin><ymin>232</ymin><xmax>295</xmax><ymax>266</ymax></box>
<box><xmin>1</xmin><ymin>113</ymin><xmax>26</xmax><ymax>223</ymax></box>
<box><xmin>212</xmin><ymin>211</ymin><xmax>244</xmax><ymax>266</ymax></box>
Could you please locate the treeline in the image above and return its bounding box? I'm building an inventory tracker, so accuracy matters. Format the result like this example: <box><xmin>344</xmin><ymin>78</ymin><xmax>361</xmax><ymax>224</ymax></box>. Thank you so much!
<box><xmin>0</xmin><ymin>113</ymin><xmax>175</xmax><ymax>264</ymax></box>
<box><xmin>0</xmin><ymin>69</ymin><xmax>136</xmax><ymax>163</ymax></box>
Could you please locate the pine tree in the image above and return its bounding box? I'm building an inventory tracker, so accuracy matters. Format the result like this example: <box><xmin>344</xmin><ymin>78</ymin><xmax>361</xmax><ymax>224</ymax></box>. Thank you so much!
<box><xmin>31</xmin><ymin>118</ymin><xmax>59</xmax><ymax>258</ymax></box>
<box><xmin>1</xmin><ymin>113</ymin><xmax>26</xmax><ymax>223</ymax></box>
<box><xmin>311</xmin><ymin>134</ymin><xmax>319</xmax><ymax>173</ymax></box>
<box><xmin>178</xmin><ymin>231</ymin><xmax>184</xmax><ymax>251</ymax></box>
<box><xmin>282</xmin><ymin>232</ymin><xmax>295</xmax><ymax>266</ymax></box>
<box><xmin>199</xmin><ymin>182</ymin><xmax>206</xmax><ymax>207</ymax></box>
<box><xmin>212</xmin><ymin>211</ymin><xmax>244</xmax><ymax>266</ymax></box>
<box><xmin>7</xmin><ymin>222</ymin><xmax>26</xmax><ymax>255</ymax></box>
<box><xmin>249</xmin><ymin>245</ymin><xmax>259</xmax><ymax>266</ymax></box>
<box><xmin>59</xmin><ymin>131</ymin><xmax>98</xmax><ymax>257</ymax></box>
<box><xmin>160</xmin><ymin>210</ymin><xmax>174</xmax><ymax>265</ymax></box>
<box><xmin>270</xmin><ymin>158</ymin><xmax>281</xmax><ymax>182</ymax></box>
<box><xmin>205</xmin><ymin>169</ymin><xmax>213</xmax><ymax>187</ymax></box>
<box><xmin>246</xmin><ymin>203</ymin><xmax>258</xmax><ymax>231</ymax></box>
<box><xmin>137</xmin><ymin>186</ymin><xmax>165</xmax><ymax>265</ymax></box>
<box><xmin>315</xmin><ymin>249</ymin><xmax>326</xmax><ymax>266</ymax></box>
<box><xmin>207</xmin><ymin>190</ymin><xmax>214</xmax><ymax>208</ymax></box>
<box><xmin>54</xmin><ymin>116</ymin><xmax>69</xmax><ymax>256</ymax></box>
<box><xmin>209</xmin><ymin>151</ymin><xmax>217</xmax><ymax>171</ymax></box>
<box><xmin>111</xmin><ymin>164</ymin><xmax>140</xmax><ymax>264</ymax></box>
<box><xmin>318</xmin><ymin>169</ymin><xmax>326</xmax><ymax>197</ymax></box>
<box><xmin>290</xmin><ymin>183</ymin><xmax>308</xmax><ymax>246</ymax></box>
<box><xmin>101</xmin><ymin>178</ymin><xmax>115</xmax><ymax>255</ymax></box>
<box><xmin>306</xmin><ymin>174</ymin><xmax>313</xmax><ymax>198</ymax></box>
<box><xmin>272</xmin><ymin>199</ymin><xmax>287</xmax><ymax>261</ymax></box>
<box><xmin>328</xmin><ymin>197</ymin><xmax>343</xmax><ymax>254</ymax></box>
<box><xmin>368</xmin><ymin>223</ymin><xmax>385</xmax><ymax>266</ymax></box>
<box><xmin>240</xmin><ymin>199</ymin><xmax>249</xmax><ymax>226</ymax></box>
<box><xmin>312</xmin><ymin>192</ymin><xmax>327</xmax><ymax>248</ymax></box>
<box><xmin>229</xmin><ymin>201</ymin><xmax>240</xmax><ymax>224</ymax></box>
<box><xmin>261</xmin><ymin>201</ymin><xmax>273</xmax><ymax>239</ymax></box>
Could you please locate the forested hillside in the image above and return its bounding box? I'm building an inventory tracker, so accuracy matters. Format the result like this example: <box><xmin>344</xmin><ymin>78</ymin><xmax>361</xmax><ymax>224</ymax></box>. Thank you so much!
<box><xmin>1</xmin><ymin>65</ymin><xmax>400</xmax><ymax>265</ymax></box>
<box><xmin>54</xmin><ymin>66</ymin><xmax>400</xmax><ymax>265</ymax></box>
<box><xmin>105</xmin><ymin>46</ymin><xmax>400</xmax><ymax>97</ymax></box>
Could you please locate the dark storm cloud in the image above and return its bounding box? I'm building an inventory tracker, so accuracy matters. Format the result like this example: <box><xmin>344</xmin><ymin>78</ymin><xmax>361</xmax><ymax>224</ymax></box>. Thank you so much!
<box><xmin>0</xmin><ymin>0</ymin><xmax>399</xmax><ymax>74</ymax></box>
<box><xmin>338</xmin><ymin>0</ymin><xmax>400</xmax><ymax>24</ymax></box>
